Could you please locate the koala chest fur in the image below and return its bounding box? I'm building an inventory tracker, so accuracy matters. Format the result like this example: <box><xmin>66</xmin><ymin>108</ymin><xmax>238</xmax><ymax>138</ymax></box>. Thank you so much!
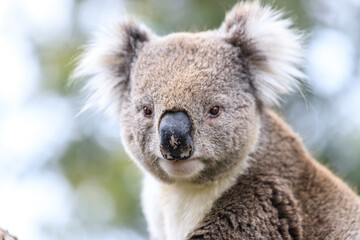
<box><xmin>75</xmin><ymin>1</ymin><xmax>360</xmax><ymax>240</ymax></box>
<box><xmin>142</xmin><ymin>154</ymin><xmax>250</xmax><ymax>240</ymax></box>
<box><xmin>143</xmin><ymin>174</ymin><xmax>231</xmax><ymax>240</ymax></box>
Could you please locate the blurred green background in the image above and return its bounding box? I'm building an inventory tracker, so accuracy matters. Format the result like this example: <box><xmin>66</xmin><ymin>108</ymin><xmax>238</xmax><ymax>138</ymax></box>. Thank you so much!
<box><xmin>0</xmin><ymin>0</ymin><xmax>359</xmax><ymax>239</ymax></box>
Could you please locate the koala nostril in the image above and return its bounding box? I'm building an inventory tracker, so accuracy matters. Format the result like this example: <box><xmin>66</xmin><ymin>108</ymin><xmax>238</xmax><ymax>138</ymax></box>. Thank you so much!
<box><xmin>180</xmin><ymin>145</ymin><xmax>192</xmax><ymax>159</ymax></box>
<box><xmin>159</xmin><ymin>111</ymin><xmax>194</xmax><ymax>160</ymax></box>
<box><xmin>160</xmin><ymin>145</ymin><xmax>174</xmax><ymax>160</ymax></box>
<box><xmin>160</xmin><ymin>143</ymin><xmax>193</xmax><ymax>161</ymax></box>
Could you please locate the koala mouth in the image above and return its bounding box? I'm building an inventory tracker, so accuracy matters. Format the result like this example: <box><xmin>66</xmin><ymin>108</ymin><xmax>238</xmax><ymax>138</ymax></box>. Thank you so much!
<box><xmin>159</xmin><ymin>157</ymin><xmax>204</xmax><ymax>178</ymax></box>
<box><xmin>157</xmin><ymin>111</ymin><xmax>203</xmax><ymax>177</ymax></box>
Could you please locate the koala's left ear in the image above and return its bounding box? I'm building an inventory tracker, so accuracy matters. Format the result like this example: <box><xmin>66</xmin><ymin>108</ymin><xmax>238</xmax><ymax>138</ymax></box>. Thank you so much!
<box><xmin>74</xmin><ymin>18</ymin><xmax>156</xmax><ymax>115</ymax></box>
<box><xmin>219</xmin><ymin>1</ymin><xmax>305</xmax><ymax>106</ymax></box>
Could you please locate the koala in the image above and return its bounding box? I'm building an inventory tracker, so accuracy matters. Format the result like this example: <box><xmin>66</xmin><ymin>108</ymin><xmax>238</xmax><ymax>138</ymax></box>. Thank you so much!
<box><xmin>75</xmin><ymin>1</ymin><xmax>360</xmax><ymax>240</ymax></box>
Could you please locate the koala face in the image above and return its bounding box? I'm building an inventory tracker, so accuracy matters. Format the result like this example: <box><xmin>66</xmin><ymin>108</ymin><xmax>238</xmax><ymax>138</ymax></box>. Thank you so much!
<box><xmin>120</xmin><ymin>33</ymin><xmax>260</xmax><ymax>183</ymax></box>
<box><xmin>76</xmin><ymin>2</ymin><xmax>304</xmax><ymax>184</ymax></box>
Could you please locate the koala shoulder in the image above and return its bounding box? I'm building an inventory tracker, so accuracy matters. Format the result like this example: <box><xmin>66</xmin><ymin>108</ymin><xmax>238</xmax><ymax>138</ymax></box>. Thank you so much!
<box><xmin>188</xmin><ymin>109</ymin><xmax>360</xmax><ymax>240</ymax></box>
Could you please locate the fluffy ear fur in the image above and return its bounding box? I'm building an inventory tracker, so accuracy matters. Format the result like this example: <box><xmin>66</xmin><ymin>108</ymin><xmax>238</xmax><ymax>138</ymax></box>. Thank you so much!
<box><xmin>220</xmin><ymin>1</ymin><xmax>305</xmax><ymax>106</ymax></box>
<box><xmin>74</xmin><ymin>18</ymin><xmax>155</xmax><ymax>115</ymax></box>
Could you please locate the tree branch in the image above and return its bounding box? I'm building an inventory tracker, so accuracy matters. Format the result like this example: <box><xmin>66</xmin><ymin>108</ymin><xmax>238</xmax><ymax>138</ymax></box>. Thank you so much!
<box><xmin>0</xmin><ymin>229</ymin><xmax>17</xmax><ymax>240</ymax></box>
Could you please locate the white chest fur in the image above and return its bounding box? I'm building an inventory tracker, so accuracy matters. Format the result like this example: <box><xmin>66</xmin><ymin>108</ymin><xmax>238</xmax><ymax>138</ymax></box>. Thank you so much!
<box><xmin>141</xmin><ymin>166</ymin><xmax>246</xmax><ymax>240</ymax></box>
<box><xmin>160</xmin><ymin>181</ymin><xmax>228</xmax><ymax>240</ymax></box>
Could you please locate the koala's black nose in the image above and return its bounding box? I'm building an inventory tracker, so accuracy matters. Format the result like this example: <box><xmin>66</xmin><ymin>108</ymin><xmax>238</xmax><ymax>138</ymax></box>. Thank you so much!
<box><xmin>159</xmin><ymin>111</ymin><xmax>193</xmax><ymax>161</ymax></box>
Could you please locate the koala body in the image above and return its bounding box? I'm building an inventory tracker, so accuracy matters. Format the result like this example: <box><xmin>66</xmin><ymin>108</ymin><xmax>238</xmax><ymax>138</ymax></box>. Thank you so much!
<box><xmin>76</xmin><ymin>2</ymin><xmax>360</xmax><ymax>240</ymax></box>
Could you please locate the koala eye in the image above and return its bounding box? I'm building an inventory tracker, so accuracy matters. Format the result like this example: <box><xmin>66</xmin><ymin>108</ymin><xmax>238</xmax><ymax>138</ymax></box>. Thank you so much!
<box><xmin>143</xmin><ymin>105</ymin><xmax>153</xmax><ymax>117</ymax></box>
<box><xmin>208</xmin><ymin>106</ymin><xmax>221</xmax><ymax>118</ymax></box>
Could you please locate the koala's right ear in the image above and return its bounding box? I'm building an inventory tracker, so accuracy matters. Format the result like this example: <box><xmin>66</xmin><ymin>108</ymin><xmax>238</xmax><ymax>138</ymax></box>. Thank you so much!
<box><xmin>219</xmin><ymin>1</ymin><xmax>305</xmax><ymax>106</ymax></box>
<box><xmin>73</xmin><ymin>18</ymin><xmax>156</xmax><ymax>115</ymax></box>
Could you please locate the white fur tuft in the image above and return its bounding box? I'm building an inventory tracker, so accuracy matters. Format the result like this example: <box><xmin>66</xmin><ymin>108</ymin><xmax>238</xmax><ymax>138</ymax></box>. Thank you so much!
<box><xmin>221</xmin><ymin>1</ymin><xmax>306</xmax><ymax>105</ymax></box>
<box><xmin>72</xmin><ymin>18</ymin><xmax>154</xmax><ymax>116</ymax></box>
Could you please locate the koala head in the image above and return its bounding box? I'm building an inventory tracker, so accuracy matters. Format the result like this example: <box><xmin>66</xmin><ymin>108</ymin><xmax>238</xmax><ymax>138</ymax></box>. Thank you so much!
<box><xmin>75</xmin><ymin>2</ymin><xmax>304</xmax><ymax>184</ymax></box>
